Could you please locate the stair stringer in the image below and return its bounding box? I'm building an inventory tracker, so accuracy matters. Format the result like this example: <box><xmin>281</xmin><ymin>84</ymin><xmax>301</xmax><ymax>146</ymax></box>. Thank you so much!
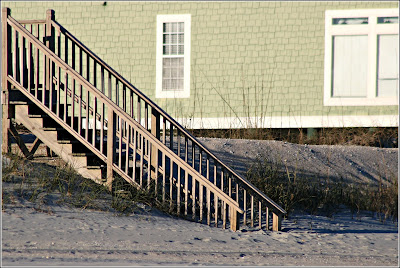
<box><xmin>14</xmin><ymin>104</ymin><xmax>103</xmax><ymax>183</ymax></box>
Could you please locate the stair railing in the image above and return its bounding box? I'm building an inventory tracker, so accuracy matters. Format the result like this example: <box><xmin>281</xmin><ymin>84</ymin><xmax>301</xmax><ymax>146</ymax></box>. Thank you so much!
<box><xmin>3</xmin><ymin>7</ymin><xmax>245</xmax><ymax>231</ymax></box>
<box><xmin>2</xmin><ymin>8</ymin><xmax>286</xmax><ymax>231</ymax></box>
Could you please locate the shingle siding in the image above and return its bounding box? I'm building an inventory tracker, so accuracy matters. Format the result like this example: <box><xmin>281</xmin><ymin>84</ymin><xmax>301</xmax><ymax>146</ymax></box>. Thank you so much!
<box><xmin>2</xmin><ymin>1</ymin><xmax>398</xmax><ymax>128</ymax></box>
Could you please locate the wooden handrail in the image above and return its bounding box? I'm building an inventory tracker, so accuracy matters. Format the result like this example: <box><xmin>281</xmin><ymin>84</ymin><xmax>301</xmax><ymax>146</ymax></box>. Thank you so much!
<box><xmin>6</xmin><ymin>14</ymin><xmax>243</xmax><ymax>215</ymax></box>
<box><xmin>50</xmin><ymin>18</ymin><xmax>286</xmax><ymax>216</ymax></box>
<box><xmin>17</xmin><ymin>19</ymin><xmax>46</xmax><ymax>24</ymax></box>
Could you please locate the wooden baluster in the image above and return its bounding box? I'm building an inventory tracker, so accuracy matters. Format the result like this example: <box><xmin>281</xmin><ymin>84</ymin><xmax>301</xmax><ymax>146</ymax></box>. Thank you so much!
<box><xmin>192</xmin><ymin>177</ymin><xmax>196</xmax><ymax>220</ymax></box>
<box><xmin>139</xmin><ymin>134</ymin><xmax>144</xmax><ymax>187</ymax></box>
<box><xmin>221</xmin><ymin>168</ymin><xmax>224</xmax><ymax>192</ymax></box>
<box><xmin>222</xmin><ymin>201</ymin><xmax>226</xmax><ymax>229</ymax></box>
<box><xmin>92</xmin><ymin>96</ymin><xmax>97</xmax><ymax>147</ymax></box>
<box><xmin>42</xmin><ymin>36</ymin><xmax>46</xmax><ymax>104</ymax></box>
<box><xmin>35</xmin><ymin>30</ymin><xmax>39</xmax><ymax>98</ymax></box>
<box><xmin>64</xmin><ymin>34</ymin><xmax>68</xmax><ymax>65</ymax></box>
<box><xmin>147</xmin><ymin>139</ymin><xmax>151</xmax><ymax>190</ymax></box>
<box><xmin>169</xmin><ymin>124</ymin><xmax>173</xmax><ymax>151</ymax></box>
<box><xmin>144</xmin><ymin>103</ymin><xmax>148</xmax><ymax>130</ymax></box>
<box><xmin>236</xmin><ymin>183</ymin><xmax>239</xmax><ymax>203</ymax></box>
<box><xmin>162</xmin><ymin>153</ymin><xmax>166</xmax><ymax>202</ymax></box>
<box><xmin>108</xmin><ymin>72</ymin><xmax>112</xmax><ymax>100</ymax></box>
<box><xmin>86</xmin><ymin>53</ymin><xmax>90</xmax><ymax>83</ymax></box>
<box><xmin>56</xmin><ymin>66</ymin><xmax>60</xmax><ymax>116</ymax></box>
<box><xmin>214</xmin><ymin>163</ymin><xmax>218</xmax><ymax>226</ymax></box>
<box><xmin>184</xmin><ymin>171</ymin><xmax>188</xmax><ymax>217</ymax></box>
<box><xmin>78</xmin><ymin>83</ymin><xmax>82</xmax><ymax>136</ymax></box>
<box><xmin>169</xmin><ymin>159</ymin><xmax>173</xmax><ymax>211</ymax></box>
<box><xmin>191</xmin><ymin>143</ymin><xmax>195</xmax><ymax>168</ymax></box>
<box><xmin>162</xmin><ymin>117</ymin><xmax>166</xmax><ymax>144</ymax></box>
<box><xmin>199</xmin><ymin>183</ymin><xmax>203</xmax><ymax>223</ymax></box>
<box><xmin>259</xmin><ymin>201</ymin><xmax>262</xmax><ymax>229</ymax></box>
<box><xmin>265</xmin><ymin>207</ymin><xmax>269</xmax><ymax>231</ymax></box>
<box><xmin>115</xmin><ymin>79</ymin><xmax>119</xmax><ymax>106</ymax></box>
<box><xmin>199</xmin><ymin>150</ymin><xmax>202</xmax><ymax>176</ymax></box>
<box><xmin>19</xmin><ymin>33</ymin><xmax>24</xmax><ymax>87</ymax></box>
<box><xmin>207</xmin><ymin>188</ymin><xmax>211</xmax><ymax>226</ymax></box>
<box><xmin>228</xmin><ymin>175</ymin><xmax>232</xmax><ymax>197</ymax></box>
<box><xmin>100</xmin><ymin>101</ymin><xmax>104</xmax><ymax>154</ymax></box>
<box><xmin>122</xmin><ymin>85</ymin><xmax>126</xmax><ymax>113</ymax></box>
<box><xmin>137</xmin><ymin>96</ymin><xmax>141</xmax><ymax>125</ymax></box>
<box><xmin>100</xmin><ymin>66</ymin><xmax>104</xmax><ymax>93</ymax></box>
<box><xmin>125</xmin><ymin>125</ymin><xmax>130</xmax><ymax>174</ymax></box>
<box><xmin>27</xmin><ymin>37</ymin><xmax>32</xmax><ymax>92</ymax></box>
<box><xmin>132</xmin><ymin>129</ymin><xmax>137</xmax><ymax>183</ymax></box>
<box><xmin>85</xmin><ymin>90</ymin><xmax>89</xmax><ymax>139</ymax></box>
<box><xmin>106</xmin><ymin>108</ymin><xmax>115</xmax><ymax>191</ymax></box>
<box><xmin>250</xmin><ymin>195</ymin><xmax>254</xmax><ymax>228</ymax></box>
<box><xmin>214</xmin><ymin>195</ymin><xmax>218</xmax><ymax>227</ymax></box>
<box><xmin>177</xmin><ymin>131</ymin><xmax>181</xmax><ymax>158</ymax></box>
<box><xmin>71</xmin><ymin>41</ymin><xmax>75</xmax><ymax>70</ymax></box>
<box><xmin>118</xmin><ymin>117</ymin><xmax>122</xmax><ymax>169</ymax></box>
<box><xmin>13</xmin><ymin>29</ymin><xmax>17</xmax><ymax>82</ymax></box>
<box><xmin>206</xmin><ymin>156</ymin><xmax>209</xmax><ymax>181</ymax></box>
<box><xmin>177</xmin><ymin>166</ymin><xmax>181</xmax><ymax>216</ymax></box>
<box><xmin>155</xmin><ymin>149</ymin><xmax>159</xmax><ymax>200</ymax></box>
<box><xmin>130</xmin><ymin>90</ymin><xmax>134</xmax><ymax>118</ymax></box>
<box><xmin>63</xmin><ymin>71</ymin><xmax>67</xmax><ymax>122</ymax></box>
<box><xmin>243</xmin><ymin>189</ymin><xmax>247</xmax><ymax>226</ymax></box>
<box><xmin>71</xmin><ymin>78</ymin><xmax>75</xmax><ymax>129</ymax></box>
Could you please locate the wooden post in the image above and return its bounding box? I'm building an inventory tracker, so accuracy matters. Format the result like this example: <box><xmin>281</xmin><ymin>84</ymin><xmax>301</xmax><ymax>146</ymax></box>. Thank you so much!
<box><xmin>150</xmin><ymin>107</ymin><xmax>160</xmax><ymax>170</ymax></box>
<box><xmin>106</xmin><ymin>108</ymin><xmax>115</xmax><ymax>191</ymax></box>
<box><xmin>45</xmin><ymin>10</ymin><xmax>55</xmax><ymax>91</ymax></box>
<box><xmin>2</xmin><ymin>7</ymin><xmax>11</xmax><ymax>154</ymax></box>
<box><xmin>229</xmin><ymin>206</ymin><xmax>240</xmax><ymax>232</ymax></box>
<box><xmin>272</xmin><ymin>212</ymin><xmax>282</xmax><ymax>231</ymax></box>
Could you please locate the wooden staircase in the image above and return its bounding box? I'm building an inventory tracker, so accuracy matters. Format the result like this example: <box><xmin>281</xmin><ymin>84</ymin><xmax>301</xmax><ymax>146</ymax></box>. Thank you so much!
<box><xmin>2</xmin><ymin>8</ymin><xmax>286</xmax><ymax>232</ymax></box>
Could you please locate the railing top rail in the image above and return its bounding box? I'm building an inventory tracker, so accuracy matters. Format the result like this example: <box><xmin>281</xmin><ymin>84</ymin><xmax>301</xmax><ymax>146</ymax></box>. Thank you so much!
<box><xmin>6</xmin><ymin>14</ymin><xmax>243</xmax><ymax>214</ymax></box>
<box><xmin>17</xmin><ymin>19</ymin><xmax>46</xmax><ymax>24</ymax></box>
<box><xmin>50</xmin><ymin>18</ymin><xmax>286</xmax><ymax>215</ymax></box>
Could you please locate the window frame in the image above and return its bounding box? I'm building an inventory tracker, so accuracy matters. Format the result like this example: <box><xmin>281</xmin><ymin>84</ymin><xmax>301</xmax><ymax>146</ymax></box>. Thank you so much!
<box><xmin>156</xmin><ymin>14</ymin><xmax>191</xmax><ymax>99</ymax></box>
<box><xmin>324</xmin><ymin>8</ymin><xmax>399</xmax><ymax>106</ymax></box>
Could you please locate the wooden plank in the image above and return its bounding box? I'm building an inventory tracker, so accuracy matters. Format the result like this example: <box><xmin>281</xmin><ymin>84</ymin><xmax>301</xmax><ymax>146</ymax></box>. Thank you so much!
<box><xmin>106</xmin><ymin>108</ymin><xmax>115</xmax><ymax>191</ymax></box>
<box><xmin>214</xmin><ymin>195</ymin><xmax>218</xmax><ymax>227</ymax></box>
<box><xmin>148</xmin><ymin>139</ymin><xmax>151</xmax><ymax>190</ymax></box>
<box><xmin>192</xmin><ymin>177</ymin><xmax>196</xmax><ymax>220</ymax></box>
<box><xmin>251</xmin><ymin>195</ymin><xmax>254</xmax><ymax>227</ymax></box>
<box><xmin>2</xmin><ymin>8</ymin><xmax>11</xmax><ymax>154</ymax></box>
<box><xmin>8</xmin><ymin>124</ymin><xmax>32</xmax><ymax>159</ymax></box>
<box><xmin>266</xmin><ymin>207</ymin><xmax>269</xmax><ymax>231</ymax></box>
<box><xmin>184</xmin><ymin>171</ymin><xmax>188</xmax><ymax>217</ymax></box>
<box><xmin>78</xmin><ymin>82</ymin><xmax>82</xmax><ymax>135</ymax></box>
<box><xmin>243</xmin><ymin>189</ymin><xmax>247</xmax><ymax>226</ymax></box>
<box><xmin>229</xmin><ymin>206</ymin><xmax>240</xmax><ymax>232</ymax></box>
<box><xmin>137</xmin><ymin>96</ymin><xmax>141</xmax><ymax>126</ymax></box>
<box><xmin>199</xmin><ymin>183</ymin><xmax>203</xmax><ymax>223</ymax></box>
<box><xmin>259</xmin><ymin>201</ymin><xmax>262</xmax><ymax>229</ymax></box>
<box><xmin>207</xmin><ymin>188</ymin><xmax>211</xmax><ymax>226</ymax></box>
<box><xmin>92</xmin><ymin>96</ymin><xmax>97</xmax><ymax>147</ymax></box>
<box><xmin>132</xmin><ymin>129</ymin><xmax>137</xmax><ymax>184</ymax></box>
<box><xmin>56</xmin><ymin>66</ymin><xmax>60</xmax><ymax>116</ymax></box>
<box><xmin>177</xmin><ymin>131</ymin><xmax>180</xmax><ymax>158</ymax></box>
<box><xmin>169</xmin><ymin>158</ymin><xmax>173</xmax><ymax>211</ymax></box>
<box><xmin>118</xmin><ymin>117</ymin><xmax>122</xmax><ymax>169</ymax></box>
<box><xmin>71</xmin><ymin>78</ymin><xmax>75</xmax><ymax>129</ymax></box>
<box><xmin>222</xmin><ymin>201</ymin><xmax>226</xmax><ymax>229</ymax></box>
<box><xmin>177</xmin><ymin>166</ymin><xmax>181</xmax><ymax>216</ymax></box>
<box><xmin>139</xmin><ymin>134</ymin><xmax>144</xmax><ymax>187</ymax></box>
<box><xmin>162</xmin><ymin>153</ymin><xmax>166</xmax><ymax>202</ymax></box>
<box><xmin>273</xmin><ymin>213</ymin><xmax>282</xmax><ymax>232</ymax></box>
<box><xmin>63</xmin><ymin>71</ymin><xmax>67</xmax><ymax>122</ymax></box>
<box><xmin>125</xmin><ymin>125</ymin><xmax>130</xmax><ymax>174</ymax></box>
<box><xmin>85</xmin><ymin>90</ymin><xmax>89</xmax><ymax>139</ymax></box>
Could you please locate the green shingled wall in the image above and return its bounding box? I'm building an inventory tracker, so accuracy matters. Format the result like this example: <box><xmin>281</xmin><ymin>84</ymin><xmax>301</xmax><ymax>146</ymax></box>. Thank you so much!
<box><xmin>3</xmin><ymin>1</ymin><xmax>398</xmax><ymax>127</ymax></box>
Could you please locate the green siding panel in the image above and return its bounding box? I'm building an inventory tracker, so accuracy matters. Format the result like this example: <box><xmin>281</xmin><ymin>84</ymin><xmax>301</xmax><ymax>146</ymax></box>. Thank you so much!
<box><xmin>2</xmin><ymin>1</ymin><xmax>398</xmax><ymax>126</ymax></box>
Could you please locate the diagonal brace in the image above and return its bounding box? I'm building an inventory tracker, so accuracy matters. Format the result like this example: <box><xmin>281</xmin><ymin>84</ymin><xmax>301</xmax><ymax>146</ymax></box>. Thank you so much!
<box><xmin>8</xmin><ymin>124</ymin><xmax>42</xmax><ymax>160</ymax></box>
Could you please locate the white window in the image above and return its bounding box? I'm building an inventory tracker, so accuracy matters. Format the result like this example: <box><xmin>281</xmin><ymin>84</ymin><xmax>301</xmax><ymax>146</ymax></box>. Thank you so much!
<box><xmin>324</xmin><ymin>9</ymin><xmax>399</xmax><ymax>106</ymax></box>
<box><xmin>156</xmin><ymin>14</ymin><xmax>191</xmax><ymax>98</ymax></box>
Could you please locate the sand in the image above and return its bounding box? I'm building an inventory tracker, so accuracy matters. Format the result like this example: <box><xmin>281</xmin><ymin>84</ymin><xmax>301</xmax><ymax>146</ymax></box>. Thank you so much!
<box><xmin>1</xmin><ymin>138</ymin><xmax>399</xmax><ymax>266</ymax></box>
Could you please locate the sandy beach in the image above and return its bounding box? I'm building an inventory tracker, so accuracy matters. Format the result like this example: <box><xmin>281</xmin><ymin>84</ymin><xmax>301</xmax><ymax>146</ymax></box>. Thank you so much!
<box><xmin>2</xmin><ymin>138</ymin><xmax>399</xmax><ymax>266</ymax></box>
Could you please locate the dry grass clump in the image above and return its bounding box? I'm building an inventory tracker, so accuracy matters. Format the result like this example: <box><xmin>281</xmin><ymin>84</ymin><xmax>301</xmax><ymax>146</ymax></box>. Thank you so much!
<box><xmin>191</xmin><ymin>127</ymin><xmax>398</xmax><ymax>148</ymax></box>
<box><xmin>246</xmin><ymin>158</ymin><xmax>398</xmax><ymax>223</ymax></box>
<box><xmin>1</xmin><ymin>154</ymin><xmax>165</xmax><ymax>215</ymax></box>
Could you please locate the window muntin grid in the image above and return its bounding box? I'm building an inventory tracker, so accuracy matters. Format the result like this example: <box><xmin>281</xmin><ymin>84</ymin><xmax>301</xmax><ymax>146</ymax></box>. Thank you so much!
<box><xmin>162</xmin><ymin>22</ymin><xmax>184</xmax><ymax>91</ymax></box>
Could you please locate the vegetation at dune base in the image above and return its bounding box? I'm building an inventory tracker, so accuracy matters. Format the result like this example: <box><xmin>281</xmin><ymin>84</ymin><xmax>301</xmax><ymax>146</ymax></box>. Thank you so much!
<box><xmin>246</xmin><ymin>157</ymin><xmax>398</xmax><ymax>223</ymax></box>
<box><xmin>192</xmin><ymin>127</ymin><xmax>398</xmax><ymax>148</ymax></box>
<box><xmin>1</xmin><ymin>153</ymin><xmax>167</xmax><ymax>216</ymax></box>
